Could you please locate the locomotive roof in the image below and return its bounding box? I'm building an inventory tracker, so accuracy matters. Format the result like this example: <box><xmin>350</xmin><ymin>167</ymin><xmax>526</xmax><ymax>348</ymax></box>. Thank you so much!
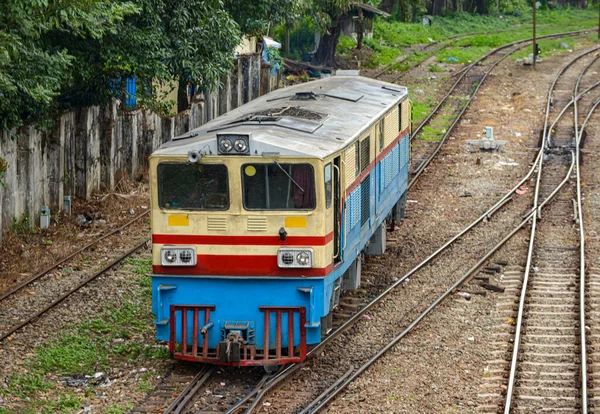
<box><xmin>153</xmin><ymin>76</ymin><xmax>408</xmax><ymax>160</ymax></box>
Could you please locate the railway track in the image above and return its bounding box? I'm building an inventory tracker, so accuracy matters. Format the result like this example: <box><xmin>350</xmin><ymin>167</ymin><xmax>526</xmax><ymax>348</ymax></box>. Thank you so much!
<box><xmin>477</xmin><ymin>48</ymin><xmax>600</xmax><ymax>413</ymax></box>
<box><xmin>153</xmin><ymin>33</ymin><xmax>599</xmax><ymax>414</ymax></box>
<box><xmin>0</xmin><ymin>210</ymin><xmax>150</xmax><ymax>342</ymax></box>
<box><xmin>407</xmin><ymin>29</ymin><xmax>595</xmax><ymax>189</ymax></box>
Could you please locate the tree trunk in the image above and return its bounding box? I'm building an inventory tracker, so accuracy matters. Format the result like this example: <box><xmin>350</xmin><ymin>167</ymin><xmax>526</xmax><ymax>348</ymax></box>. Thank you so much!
<box><xmin>357</xmin><ymin>9</ymin><xmax>364</xmax><ymax>49</ymax></box>
<box><xmin>379</xmin><ymin>0</ymin><xmax>398</xmax><ymax>12</ymax></box>
<box><xmin>177</xmin><ymin>81</ymin><xmax>189</xmax><ymax>113</ymax></box>
<box><xmin>432</xmin><ymin>0</ymin><xmax>445</xmax><ymax>15</ymax></box>
<box><xmin>312</xmin><ymin>21</ymin><xmax>342</xmax><ymax>67</ymax></box>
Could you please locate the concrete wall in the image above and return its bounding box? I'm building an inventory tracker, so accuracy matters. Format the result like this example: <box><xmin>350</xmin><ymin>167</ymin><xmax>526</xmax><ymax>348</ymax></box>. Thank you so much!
<box><xmin>0</xmin><ymin>53</ymin><xmax>280</xmax><ymax>239</ymax></box>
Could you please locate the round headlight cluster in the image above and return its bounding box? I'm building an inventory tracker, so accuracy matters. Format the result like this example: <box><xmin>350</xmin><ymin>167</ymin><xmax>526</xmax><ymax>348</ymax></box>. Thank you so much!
<box><xmin>164</xmin><ymin>250</ymin><xmax>177</xmax><ymax>263</ymax></box>
<box><xmin>234</xmin><ymin>139</ymin><xmax>248</xmax><ymax>152</ymax></box>
<box><xmin>220</xmin><ymin>138</ymin><xmax>233</xmax><ymax>153</ymax></box>
<box><xmin>296</xmin><ymin>251</ymin><xmax>311</xmax><ymax>266</ymax></box>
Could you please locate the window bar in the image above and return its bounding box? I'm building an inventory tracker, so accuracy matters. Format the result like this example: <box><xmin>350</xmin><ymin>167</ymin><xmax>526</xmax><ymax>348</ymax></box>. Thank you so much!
<box><xmin>264</xmin><ymin>165</ymin><xmax>270</xmax><ymax>209</ymax></box>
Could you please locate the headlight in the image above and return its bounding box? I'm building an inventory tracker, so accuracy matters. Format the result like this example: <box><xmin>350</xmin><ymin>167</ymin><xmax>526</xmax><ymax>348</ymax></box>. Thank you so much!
<box><xmin>277</xmin><ymin>248</ymin><xmax>313</xmax><ymax>268</ymax></box>
<box><xmin>160</xmin><ymin>246</ymin><xmax>197</xmax><ymax>266</ymax></box>
<box><xmin>296</xmin><ymin>251</ymin><xmax>310</xmax><ymax>266</ymax></box>
<box><xmin>234</xmin><ymin>139</ymin><xmax>248</xmax><ymax>152</ymax></box>
<box><xmin>164</xmin><ymin>250</ymin><xmax>177</xmax><ymax>263</ymax></box>
<box><xmin>220</xmin><ymin>139</ymin><xmax>233</xmax><ymax>153</ymax></box>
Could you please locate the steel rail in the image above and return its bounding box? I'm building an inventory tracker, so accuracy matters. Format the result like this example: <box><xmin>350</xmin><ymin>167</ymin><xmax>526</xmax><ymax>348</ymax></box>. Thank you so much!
<box><xmin>224</xmin><ymin>364</ymin><xmax>301</xmax><ymax>414</ymax></box>
<box><xmin>386</xmin><ymin>24</ymin><xmax>552</xmax><ymax>84</ymax></box>
<box><xmin>0</xmin><ymin>238</ymin><xmax>149</xmax><ymax>342</ymax></box>
<box><xmin>408</xmin><ymin>37</ymin><xmax>523</xmax><ymax>189</ymax></box>
<box><xmin>408</xmin><ymin>31</ymin><xmax>598</xmax><ymax>190</ymax></box>
<box><xmin>303</xmin><ymin>149</ymin><xmax>578</xmax><ymax>414</ymax></box>
<box><xmin>0</xmin><ymin>209</ymin><xmax>151</xmax><ymax>302</ymax></box>
<box><xmin>410</xmin><ymin>28</ymin><xmax>596</xmax><ymax>140</ymax></box>
<box><xmin>163</xmin><ymin>366</ymin><xmax>213</xmax><ymax>414</ymax></box>
<box><xmin>230</xmin><ymin>34</ymin><xmax>599</xmax><ymax>414</ymax></box>
<box><xmin>503</xmin><ymin>49</ymin><xmax>600</xmax><ymax>413</ymax></box>
<box><xmin>575</xmin><ymin>97</ymin><xmax>600</xmax><ymax>414</ymax></box>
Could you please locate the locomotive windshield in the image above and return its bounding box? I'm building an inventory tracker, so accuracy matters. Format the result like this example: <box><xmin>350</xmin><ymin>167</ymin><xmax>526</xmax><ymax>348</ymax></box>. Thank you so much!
<box><xmin>242</xmin><ymin>163</ymin><xmax>315</xmax><ymax>210</ymax></box>
<box><xmin>157</xmin><ymin>163</ymin><xmax>229</xmax><ymax>210</ymax></box>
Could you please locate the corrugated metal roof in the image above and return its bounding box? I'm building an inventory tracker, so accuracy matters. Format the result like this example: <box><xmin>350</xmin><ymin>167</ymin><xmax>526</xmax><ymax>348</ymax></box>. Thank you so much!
<box><xmin>153</xmin><ymin>76</ymin><xmax>408</xmax><ymax>160</ymax></box>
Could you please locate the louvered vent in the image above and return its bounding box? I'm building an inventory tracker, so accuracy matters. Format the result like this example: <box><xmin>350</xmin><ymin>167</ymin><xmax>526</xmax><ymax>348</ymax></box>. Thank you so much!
<box><xmin>247</xmin><ymin>216</ymin><xmax>267</xmax><ymax>232</ymax></box>
<box><xmin>401</xmin><ymin>101</ymin><xmax>410</xmax><ymax>131</ymax></box>
<box><xmin>385</xmin><ymin>109</ymin><xmax>398</xmax><ymax>147</ymax></box>
<box><xmin>207</xmin><ymin>216</ymin><xmax>228</xmax><ymax>232</ymax></box>
<box><xmin>360</xmin><ymin>138</ymin><xmax>370</xmax><ymax>172</ymax></box>
<box><xmin>345</xmin><ymin>145</ymin><xmax>356</xmax><ymax>188</ymax></box>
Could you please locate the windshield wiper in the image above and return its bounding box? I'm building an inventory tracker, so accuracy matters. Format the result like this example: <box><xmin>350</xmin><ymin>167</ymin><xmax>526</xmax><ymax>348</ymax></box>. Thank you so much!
<box><xmin>273</xmin><ymin>160</ymin><xmax>304</xmax><ymax>193</ymax></box>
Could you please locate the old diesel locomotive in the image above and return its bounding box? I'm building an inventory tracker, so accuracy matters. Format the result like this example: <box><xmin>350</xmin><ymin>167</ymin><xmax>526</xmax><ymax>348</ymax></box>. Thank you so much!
<box><xmin>150</xmin><ymin>75</ymin><xmax>411</xmax><ymax>367</ymax></box>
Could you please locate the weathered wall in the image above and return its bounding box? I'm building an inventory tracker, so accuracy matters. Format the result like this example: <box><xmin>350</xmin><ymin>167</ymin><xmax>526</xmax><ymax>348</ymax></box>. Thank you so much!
<box><xmin>0</xmin><ymin>53</ymin><xmax>279</xmax><ymax>239</ymax></box>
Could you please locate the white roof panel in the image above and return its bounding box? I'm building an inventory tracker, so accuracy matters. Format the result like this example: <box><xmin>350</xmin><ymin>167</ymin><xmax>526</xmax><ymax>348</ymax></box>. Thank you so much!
<box><xmin>153</xmin><ymin>76</ymin><xmax>408</xmax><ymax>159</ymax></box>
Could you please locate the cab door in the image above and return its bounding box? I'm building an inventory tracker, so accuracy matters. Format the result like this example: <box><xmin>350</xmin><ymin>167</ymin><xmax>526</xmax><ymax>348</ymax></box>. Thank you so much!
<box><xmin>332</xmin><ymin>156</ymin><xmax>342</xmax><ymax>263</ymax></box>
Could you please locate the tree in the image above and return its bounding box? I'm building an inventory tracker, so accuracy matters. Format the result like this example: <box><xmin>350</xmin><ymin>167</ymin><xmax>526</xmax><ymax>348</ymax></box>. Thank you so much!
<box><xmin>0</xmin><ymin>0</ymin><xmax>136</xmax><ymax>130</ymax></box>
<box><xmin>162</xmin><ymin>0</ymin><xmax>240</xmax><ymax>112</ymax></box>
<box><xmin>310</xmin><ymin>0</ymin><xmax>354</xmax><ymax>66</ymax></box>
<box><xmin>224</xmin><ymin>0</ymin><xmax>304</xmax><ymax>37</ymax></box>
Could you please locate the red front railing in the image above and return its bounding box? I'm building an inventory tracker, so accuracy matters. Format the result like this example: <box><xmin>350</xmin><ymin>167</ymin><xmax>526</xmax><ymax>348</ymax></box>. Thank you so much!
<box><xmin>169</xmin><ymin>305</ymin><xmax>306</xmax><ymax>366</ymax></box>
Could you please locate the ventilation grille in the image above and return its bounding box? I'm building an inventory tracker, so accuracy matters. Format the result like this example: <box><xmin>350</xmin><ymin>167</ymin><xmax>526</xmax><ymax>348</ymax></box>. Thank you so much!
<box><xmin>360</xmin><ymin>138</ymin><xmax>370</xmax><ymax>172</ymax></box>
<box><xmin>253</xmin><ymin>106</ymin><xmax>325</xmax><ymax>121</ymax></box>
<box><xmin>207</xmin><ymin>217</ymin><xmax>228</xmax><ymax>232</ymax></box>
<box><xmin>401</xmin><ymin>100</ymin><xmax>410</xmax><ymax>131</ymax></box>
<box><xmin>361</xmin><ymin>179</ymin><xmax>370</xmax><ymax>227</ymax></box>
<box><xmin>385</xmin><ymin>109</ymin><xmax>399</xmax><ymax>147</ymax></box>
<box><xmin>345</xmin><ymin>145</ymin><xmax>356</xmax><ymax>188</ymax></box>
<box><xmin>247</xmin><ymin>216</ymin><xmax>267</xmax><ymax>232</ymax></box>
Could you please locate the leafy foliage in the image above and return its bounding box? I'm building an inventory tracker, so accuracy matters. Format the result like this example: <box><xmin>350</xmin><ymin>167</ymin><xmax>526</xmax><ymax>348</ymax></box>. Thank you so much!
<box><xmin>0</xmin><ymin>0</ymin><xmax>137</xmax><ymax>130</ymax></box>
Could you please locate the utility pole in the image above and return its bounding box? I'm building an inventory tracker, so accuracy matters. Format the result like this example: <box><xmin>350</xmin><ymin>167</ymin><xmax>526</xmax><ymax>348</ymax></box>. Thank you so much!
<box><xmin>533</xmin><ymin>0</ymin><xmax>537</xmax><ymax>69</ymax></box>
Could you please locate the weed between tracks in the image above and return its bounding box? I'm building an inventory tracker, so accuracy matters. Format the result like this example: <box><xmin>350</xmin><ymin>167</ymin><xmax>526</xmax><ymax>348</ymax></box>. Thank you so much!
<box><xmin>0</xmin><ymin>256</ymin><xmax>164</xmax><ymax>413</ymax></box>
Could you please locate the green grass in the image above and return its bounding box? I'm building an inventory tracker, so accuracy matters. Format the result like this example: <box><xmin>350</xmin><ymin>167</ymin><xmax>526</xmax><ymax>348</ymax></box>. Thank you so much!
<box><xmin>511</xmin><ymin>36</ymin><xmax>577</xmax><ymax>60</ymax></box>
<box><xmin>411</xmin><ymin>101</ymin><xmax>434</xmax><ymax>125</ymax></box>
<box><xmin>106</xmin><ymin>403</ymin><xmax>134</xmax><ymax>414</ymax></box>
<box><xmin>3</xmin><ymin>255</ymin><xmax>166</xmax><ymax>409</ymax></box>
<box><xmin>420</xmin><ymin>125</ymin><xmax>445</xmax><ymax>141</ymax></box>
<box><xmin>3</xmin><ymin>372</ymin><xmax>53</xmax><ymax>398</ymax></box>
<box><xmin>366</xmin><ymin>8</ymin><xmax>600</xmax><ymax>69</ymax></box>
<box><xmin>428</xmin><ymin>63</ymin><xmax>445</xmax><ymax>72</ymax></box>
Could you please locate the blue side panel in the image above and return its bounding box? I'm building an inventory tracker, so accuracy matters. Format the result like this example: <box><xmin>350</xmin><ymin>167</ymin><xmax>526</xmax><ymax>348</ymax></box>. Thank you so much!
<box><xmin>343</xmin><ymin>134</ymin><xmax>409</xmax><ymax>263</ymax></box>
